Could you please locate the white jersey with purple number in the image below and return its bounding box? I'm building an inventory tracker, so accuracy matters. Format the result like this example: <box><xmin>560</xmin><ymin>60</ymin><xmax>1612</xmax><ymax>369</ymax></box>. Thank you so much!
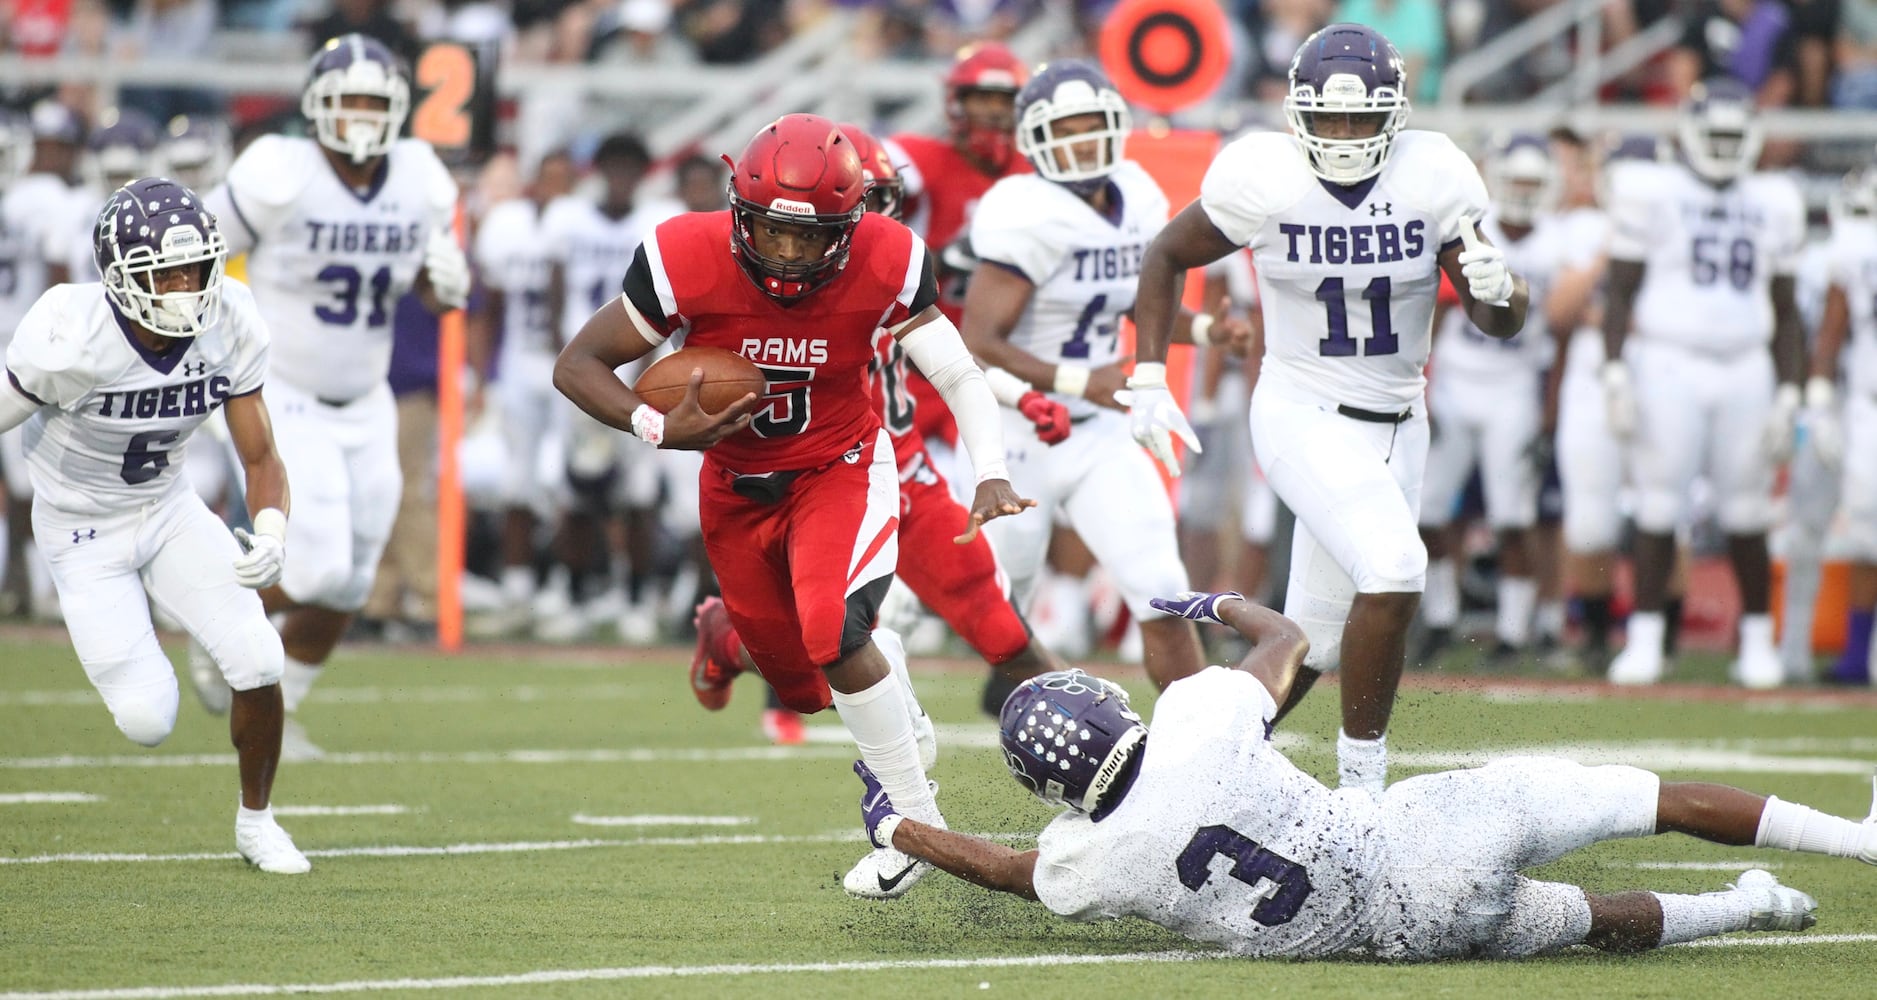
<box><xmin>5</xmin><ymin>282</ymin><xmax>268</xmax><ymax>515</ymax></box>
<box><xmin>1825</xmin><ymin>216</ymin><xmax>1877</xmax><ymax>398</ymax></box>
<box><xmin>540</xmin><ymin>195</ymin><xmax>680</xmax><ymax>345</ymax></box>
<box><xmin>970</xmin><ymin>161</ymin><xmax>1169</xmax><ymax>419</ymax></box>
<box><xmin>1031</xmin><ymin>666</ymin><xmax>1384</xmax><ymax>958</ymax></box>
<box><xmin>1433</xmin><ymin>211</ymin><xmax>1579</xmax><ymax>379</ymax></box>
<box><xmin>474</xmin><ymin>197</ymin><xmax>557</xmax><ymax>362</ymax></box>
<box><xmin>1605</xmin><ymin>160</ymin><xmax>1804</xmax><ymax>356</ymax></box>
<box><xmin>1201</xmin><ymin>130</ymin><xmax>1489</xmax><ymax>412</ymax></box>
<box><xmin>204</xmin><ymin>135</ymin><xmax>456</xmax><ymax>402</ymax></box>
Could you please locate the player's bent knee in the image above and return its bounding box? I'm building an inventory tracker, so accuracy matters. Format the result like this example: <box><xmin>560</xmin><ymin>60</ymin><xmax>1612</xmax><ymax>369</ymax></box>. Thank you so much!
<box><xmin>106</xmin><ymin>682</ymin><xmax>180</xmax><ymax>747</ymax></box>
<box><xmin>1715</xmin><ymin>497</ymin><xmax>1773</xmax><ymax>536</ymax></box>
<box><xmin>1355</xmin><ymin>543</ymin><xmax>1427</xmax><ymax>594</ymax></box>
<box><xmin>213</xmin><ymin>617</ymin><xmax>286</xmax><ymax>691</ymax></box>
<box><xmin>1631</xmin><ymin>492</ymin><xmax>1681</xmax><ymax>534</ymax></box>
<box><xmin>1562</xmin><ymin>511</ymin><xmax>1619</xmax><ymax>554</ymax></box>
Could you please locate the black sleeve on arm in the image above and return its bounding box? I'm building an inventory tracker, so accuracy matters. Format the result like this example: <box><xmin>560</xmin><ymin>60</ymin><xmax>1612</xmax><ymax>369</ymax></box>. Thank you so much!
<box><xmin>619</xmin><ymin>244</ymin><xmax>669</xmax><ymax>328</ymax></box>
<box><xmin>907</xmin><ymin>246</ymin><xmax>940</xmax><ymax>315</ymax></box>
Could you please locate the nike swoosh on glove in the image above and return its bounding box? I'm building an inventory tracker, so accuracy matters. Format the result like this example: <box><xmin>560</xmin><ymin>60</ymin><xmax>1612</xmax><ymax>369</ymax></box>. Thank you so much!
<box><xmin>854</xmin><ymin>761</ymin><xmax>900</xmax><ymax>849</ymax></box>
<box><xmin>424</xmin><ymin>230</ymin><xmax>471</xmax><ymax>309</ymax></box>
<box><xmin>1457</xmin><ymin>223</ymin><xmax>1514</xmax><ymax>306</ymax></box>
<box><xmin>231</xmin><ymin>529</ymin><xmax>285</xmax><ymax>589</ymax></box>
<box><xmin>1148</xmin><ymin>590</ymin><xmax>1245</xmax><ymax>625</ymax></box>
<box><xmin>1118</xmin><ymin>362</ymin><xmax>1200</xmax><ymax>478</ymax></box>
<box><xmin>1016</xmin><ymin>390</ymin><xmax>1071</xmax><ymax>445</ymax></box>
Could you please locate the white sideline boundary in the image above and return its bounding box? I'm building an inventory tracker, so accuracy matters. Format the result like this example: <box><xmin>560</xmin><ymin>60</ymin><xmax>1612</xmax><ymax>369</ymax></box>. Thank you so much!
<box><xmin>6</xmin><ymin>938</ymin><xmax>1877</xmax><ymax>999</ymax></box>
<box><xmin>0</xmin><ymin>792</ymin><xmax>99</xmax><ymax>804</ymax></box>
<box><xmin>0</xmin><ymin>746</ymin><xmax>855</xmax><ymax>770</ymax></box>
<box><xmin>272</xmin><ymin>805</ymin><xmax>409</xmax><ymax>817</ymax></box>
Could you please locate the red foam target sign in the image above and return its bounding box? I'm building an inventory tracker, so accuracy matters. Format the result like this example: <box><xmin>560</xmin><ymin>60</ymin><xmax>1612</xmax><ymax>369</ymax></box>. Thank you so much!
<box><xmin>1098</xmin><ymin>0</ymin><xmax>1232</xmax><ymax>115</ymax></box>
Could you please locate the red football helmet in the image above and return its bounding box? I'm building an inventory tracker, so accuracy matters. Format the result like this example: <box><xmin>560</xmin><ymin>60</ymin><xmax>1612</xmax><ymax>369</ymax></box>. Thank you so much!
<box><xmin>726</xmin><ymin>113</ymin><xmax>867</xmax><ymax>302</ymax></box>
<box><xmin>838</xmin><ymin>123</ymin><xmax>904</xmax><ymax>221</ymax></box>
<box><xmin>945</xmin><ymin>42</ymin><xmax>1028</xmax><ymax>173</ymax></box>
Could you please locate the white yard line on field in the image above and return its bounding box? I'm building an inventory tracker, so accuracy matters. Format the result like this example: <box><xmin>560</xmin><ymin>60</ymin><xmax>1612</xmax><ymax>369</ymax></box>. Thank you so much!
<box><xmin>0</xmin><ymin>684</ymin><xmax>643</xmax><ymax>708</ymax></box>
<box><xmin>271</xmin><ymin>805</ymin><xmax>409</xmax><ymax>817</ymax></box>
<box><xmin>6</xmin><ymin>938</ymin><xmax>1877</xmax><ymax>1000</ymax></box>
<box><xmin>0</xmin><ymin>746</ymin><xmax>855</xmax><ymax>770</ymax></box>
<box><xmin>0</xmin><ymin>792</ymin><xmax>100</xmax><ymax>804</ymax></box>
<box><xmin>0</xmin><ymin>833</ymin><xmax>859</xmax><ymax>866</ymax></box>
<box><xmin>570</xmin><ymin>814</ymin><xmax>754</xmax><ymax>827</ymax></box>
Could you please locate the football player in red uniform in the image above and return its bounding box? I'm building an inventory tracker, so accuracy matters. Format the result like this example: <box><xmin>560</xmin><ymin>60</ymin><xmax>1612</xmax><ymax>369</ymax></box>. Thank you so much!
<box><xmin>890</xmin><ymin>42</ymin><xmax>1032</xmax><ymax>449</ymax></box>
<box><xmin>555</xmin><ymin>114</ymin><xmax>1030</xmax><ymax>899</ymax></box>
<box><xmin>706</xmin><ymin>125</ymin><xmax>1072</xmax><ymax>744</ymax></box>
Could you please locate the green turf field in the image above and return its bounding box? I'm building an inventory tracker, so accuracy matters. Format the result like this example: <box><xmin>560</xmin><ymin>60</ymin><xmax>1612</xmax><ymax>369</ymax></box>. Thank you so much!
<box><xmin>3</xmin><ymin>632</ymin><xmax>1876</xmax><ymax>999</ymax></box>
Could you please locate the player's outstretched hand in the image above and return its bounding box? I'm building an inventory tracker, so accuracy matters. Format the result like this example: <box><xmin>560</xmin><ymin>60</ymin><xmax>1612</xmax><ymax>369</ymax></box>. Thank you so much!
<box><xmin>955</xmin><ymin>479</ymin><xmax>1035</xmax><ymax>545</ymax></box>
<box><xmin>1117</xmin><ymin>362</ymin><xmax>1200</xmax><ymax>478</ymax></box>
<box><xmin>1149</xmin><ymin>590</ymin><xmax>1245</xmax><ymax>626</ymax></box>
<box><xmin>1457</xmin><ymin>221</ymin><xmax>1514</xmax><ymax>306</ymax></box>
<box><xmin>659</xmin><ymin>368</ymin><xmax>758</xmax><ymax>450</ymax></box>
<box><xmin>423</xmin><ymin>230</ymin><xmax>471</xmax><ymax>310</ymax></box>
<box><xmin>854</xmin><ymin>761</ymin><xmax>902</xmax><ymax>849</ymax></box>
<box><xmin>231</xmin><ymin>509</ymin><xmax>287</xmax><ymax>590</ymax></box>
<box><xmin>1016</xmin><ymin>390</ymin><xmax>1071</xmax><ymax>445</ymax></box>
<box><xmin>1206</xmin><ymin>296</ymin><xmax>1255</xmax><ymax>356</ymax></box>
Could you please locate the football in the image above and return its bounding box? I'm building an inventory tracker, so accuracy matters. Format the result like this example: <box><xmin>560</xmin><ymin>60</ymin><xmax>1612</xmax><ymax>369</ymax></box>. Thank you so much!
<box><xmin>633</xmin><ymin>347</ymin><xmax>767</xmax><ymax>415</ymax></box>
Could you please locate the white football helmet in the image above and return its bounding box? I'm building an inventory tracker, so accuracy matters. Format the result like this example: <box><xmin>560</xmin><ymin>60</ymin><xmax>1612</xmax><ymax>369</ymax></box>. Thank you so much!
<box><xmin>1678</xmin><ymin>78</ymin><xmax>1762</xmax><ymax>184</ymax></box>
<box><xmin>1483</xmin><ymin>134</ymin><xmax>1558</xmax><ymax>228</ymax></box>
<box><xmin>302</xmin><ymin>33</ymin><xmax>410</xmax><ymax>164</ymax></box>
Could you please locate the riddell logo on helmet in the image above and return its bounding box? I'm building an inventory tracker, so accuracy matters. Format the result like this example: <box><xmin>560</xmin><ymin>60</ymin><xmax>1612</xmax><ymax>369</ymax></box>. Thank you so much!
<box><xmin>1321</xmin><ymin>75</ymin><xmax>1369</xmax><ymax>99</ymax></box>
<box><xmin>767</xmin><ymin>198</ymin><xmax>817</xmax><ymax>216</ymax></box>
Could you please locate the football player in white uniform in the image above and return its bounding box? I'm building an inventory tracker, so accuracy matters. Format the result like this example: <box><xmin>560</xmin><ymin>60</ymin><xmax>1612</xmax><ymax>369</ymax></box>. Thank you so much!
<box><xmin>200</xmin><ymin>34</ymin><xmax>468</xmax><ymax>751</ymax></box>
<box><xmin>1130</xmin><ymin>24</ymin><xmax>1526</xmax><ymax>796</ymax></box>
<box><xmin>1805</xmin><ymin>168</ymin><xmax>1877</xmax><ymax>687</ymax></box>
<box><xmin>540</xmin><ymin>133</ymin><xmax>678</xmax><ymax>643</ymax></box>
<box><xmin>474</xmin><ymin>150</ymin><xmax>575</xmax><ymax>624</ymax></box>
<box><xmin>963</xmin><ymin>59</ymin><xmax>1233</xmax><ymax>689</ymax></box>
<box><xmin>1600</xmin><ymin>81</ymin><xmax>1806</xmax><ymax>689</ymax></box>
<box><xmin>852</xmin><ymin>590</ymin><xmax>1877</xmax><ymax>955</ymax></box>
<box><xmin>0</xmin><ymin>178</ymin><xmax>308</xmax><ymax>873</ymax></box>
<box><xmin>1418</xmin><ymin>135</ymin><xmax>1577</xmax><ymax>663</ymax></box>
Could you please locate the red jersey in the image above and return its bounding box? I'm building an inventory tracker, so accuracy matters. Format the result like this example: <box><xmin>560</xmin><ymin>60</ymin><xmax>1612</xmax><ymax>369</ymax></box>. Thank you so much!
<box><xmin>624</xmin><ymin>210</ymin><xmax>937</xmax><ymax>473</ymax></box>
<box><xmin>869</xmin><ymin>332</ymin><xmax>926</xmax><ymax>467</ymax></box>
<box><xmin>888</xmin><ymin>133</ymin><xmax>1029</xmax><ymax>321</ymax></box>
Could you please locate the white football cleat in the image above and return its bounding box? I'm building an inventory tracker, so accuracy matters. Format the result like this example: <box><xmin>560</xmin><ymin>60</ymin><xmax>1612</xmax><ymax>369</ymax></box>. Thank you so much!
<box><xmin>1606</xmin><ymin>644</ymin><xmax>1663</xmax><ymax>686</ymax></box>
<box><xmin>1732</xmin><ymin>869</ymin><xmax>1816</xmax><ymax>931</ymax></box>
<box><xmin>617</xmin><ymin>599</ymin><xmax>659</xmax><ymax>645</ymax></box>
<box><xmin>236</xmin><ymin>813</ymin><xmax>311</xmax><ymax>874</ymax></box>
<box><xmin>1732</xmin><ymin>641</ymin><xmax>1784</xmax><ymax>691</ymax></box>
<box><xmin>279</xmin><ymin>717</ymin><xmax>325</xmax><ymax>762</ymax></box>
<box><xmin>843</xmin><ymin>845</ymin><xmax>929</xmax><ymax>900</ymax></box>
<box><xmin>185</xmin><ymin>639</ymin><xmax>231</xmax><ymax>716</ymax></box>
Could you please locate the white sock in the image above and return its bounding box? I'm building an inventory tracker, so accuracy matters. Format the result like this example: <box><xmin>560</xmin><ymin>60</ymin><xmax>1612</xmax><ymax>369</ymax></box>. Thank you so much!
<box><xmin>237</xmin><ymin>803</ymin><xmax>274</xmax><ymax>827</ymax></box>
<box><xmin>1624</xmin><ymin>612</ymin><xmax>1665</xmax><ymax>660</ymax></box>
<box><xmin>1755</xmin><ymin>797</ymin><xmax>1870</xmax><ymax>857</ymax></box>
<box><xmin>1653</xmin><ymin>889</ymin><xmax>1751</xmax><ymax>945</ymax></box>
<box><xmin>831</xmin><ymin>674</ymin><xmax>942</xmax><ymax>829</ymax></box>
<box><xmin>1422</xmin><ymin>558</ymin><xmax>1459</xmax><ymax>628</ymax></box>
<box><xmin>1497</xmin><ymin>576</ymin><xmax>1537</xmax><ymax>647</ymax></box>
<box><xmin>279</xmin><ymin>655</ymin><xmax>321</xmax><ymax>714</ymax></box>
<box><xmin>1739</xmin><ymin>613</ymin><xmax>1775</xmax><ymax>652</ymax></box>
<box><xmin>871</xmin><ymin>626</ymin><xmax>926</xmax><ymax>723</ymax></box>
<box><xmin>500</xmin><ymin>566</ymin><xmax>533</xmax><ymax>604</ymax></box>
<box><xmin>1337</xmin><ymin>729</ymin><xmax>1386</xmax><ymax>797</ymax></box>
<box><xmin>1535</xmin><ymin>600</ymin><xmax>1566</xmax><ymax>641</ymax></box>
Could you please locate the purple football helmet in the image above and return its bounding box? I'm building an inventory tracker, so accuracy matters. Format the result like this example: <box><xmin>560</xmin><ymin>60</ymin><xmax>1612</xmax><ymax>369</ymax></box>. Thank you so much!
<box><xmin>303</xmin><ymin>33</ymin><xmax>409</xmax><ymax>164</ymax></box>
<box><xmin>158</xmin><ymin>115</ymin><xmax>232</xmax><ymax>193</ymax></box>
<box><xmin>1284</xmin><ymin>23</ymin><xmax>1410</xmax><ymax>184</ymax></box>
<box><xmin>1679</xmin><ymin>78</ymin><xmax>1761</xmax><ymax>184</ymax></box>
<box><xmin>1483</xmin><ymin>133</ymin><xmax>1556</xmax><ymax>228</ymax></box>
<box><xmin>1014</xmin><ymin>59</ymin><xmax>1131</xmax><ymax>198</ymax></box>
<box><xmin>84</xmin><ymin>108</ymin><xmax>160</xmax><ymax>193</ymax></box>
<box><xmin>999</xmin><ymin>669</ymin><xmax>1147</xmax><ymax>819</ymax></box>
<box><xmin>92</xmin><ymin>177</ymin><xmax>227</xmax><ymax>338</ymax></box>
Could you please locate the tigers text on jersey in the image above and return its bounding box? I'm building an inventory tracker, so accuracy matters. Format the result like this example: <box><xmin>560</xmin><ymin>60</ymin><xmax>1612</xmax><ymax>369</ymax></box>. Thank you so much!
<box><xmin>1433</xmin><ymin>211</ymin><xmax>1589</xmax><ymax>379</ymax></box>
<box><xmin>1201</xmin><ymin>130</ymin><xmax>1489</xmax><ymax>412</ymax></box>
<box><xmin>971</xmin><ymin>161</ymin><xmax>1169</xmax><ymax>419</ymax></box>
<box><xmin>1032</xmin><ymin>666</ymin><xmax>1384</xmax><ymax>958</ymax></box>
<box><xmin>1825</xmin><ymin>217</ymin><xmax>1877</xmax><ymax>399</ymax></box>
<box><xmin>621</xmin><ymin>210</ymin><xmax>938</xmax><ymax>472</ymax></box>
<box><xmin>474</xmin><ymin>197</ymin><xmax>558</xmax><ymax>361</ymax></box>
<box><xmin>1605</xmin><ymin>160</ymin><xmax>1804</xmax><ymax>355</ymax></box>
<box><xmin>541</xmin><ymin>194</ymin><xmax>680</xmax><ymax>345</ymax></box>
<box><xmin>205</xmin><ymin>135</ymin><xmax>456</xmax><ymax>403</ymax></box>
<box><xmin>5</xmin><ymin>282</ymin><xmax>268</xmax><ymax>515</ymax></box>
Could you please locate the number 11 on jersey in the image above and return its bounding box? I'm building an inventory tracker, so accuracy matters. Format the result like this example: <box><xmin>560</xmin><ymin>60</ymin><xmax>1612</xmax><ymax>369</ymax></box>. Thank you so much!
<box><xmin>1315</xmin><ymin>276</ymin><xmax>1396</xmax><ymax>357</ymax></box>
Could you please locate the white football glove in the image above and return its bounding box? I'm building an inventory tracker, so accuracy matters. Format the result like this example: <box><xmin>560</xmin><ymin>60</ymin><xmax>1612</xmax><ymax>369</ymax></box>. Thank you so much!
<box><xmin>424</xmin><ymin>230</ymin><xmax>470</xmax><ymax>310</ymax></box>
<box><xmin>1599</xmin><ymin>361</ymin><xmax>1636</xmax><ymax>439</ymax></box>
<box><xmin>1457</xmin><ymin>220</ymin><xmax>1514</xmax><ymax>307</ymax></box>
<box><xmin>1803</xmin><ymin>377</ymin><xmax>1842</xmax><ymax>469</ymax></box>
<box><xmin>1762</xmin><ymin>382</ymin><xmax>1801</xmax><ymax>464</ymax></box>
<box><xmin>1115</xmin><ymin>362</ymin><xmax>1200</xmax><ymax>478</ymax></box>
<box><xmin>232</xmin><ymin>508</ymin><xmax>287</xmax><ymax>590</ymax></box>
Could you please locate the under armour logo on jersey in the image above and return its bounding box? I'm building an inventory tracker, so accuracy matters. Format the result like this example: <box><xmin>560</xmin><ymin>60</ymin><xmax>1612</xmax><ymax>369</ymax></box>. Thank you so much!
<box><xmin>182</xmin><ymin>360</ymin><xmax>208</xmax><ymax>378</ymax></box>
<box><xmin>71</xmin><ymin>529</ymin><xmax>96</xmax><ymax>544</ymax></box>
<box><xmin>1368</xmin><ymin>202</ymin><xmax>1392</xmax><ymax>217</ymax></box>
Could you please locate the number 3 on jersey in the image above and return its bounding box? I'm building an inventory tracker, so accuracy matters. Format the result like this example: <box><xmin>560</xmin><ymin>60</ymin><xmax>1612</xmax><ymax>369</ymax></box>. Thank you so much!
<box><xmin>314</xmin><ymin>264</ymin><xmax>394</xmax><ymax>327</ymax></box>
<box><xmin>1315</xmin><ymin>276</ymin><xmax>1396</xmax><ymax>357</ymax></box>
<box><xmin>1176</xmin><ymin>824</ymin><xmax>1313</xmax><ymax>926</ymax></box>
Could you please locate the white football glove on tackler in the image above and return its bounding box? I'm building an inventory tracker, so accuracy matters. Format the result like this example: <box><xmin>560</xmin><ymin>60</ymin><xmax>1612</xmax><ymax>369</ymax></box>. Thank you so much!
<box><xmin>1600</xmin><ymin>361</ymin><xmax>1636</xmax><ymax>439</ymax></box>
<box><xmin>424</xmin><ymin>229</ymin><xmax>471</xmax><ymax>309</ymax></box>
<box><xmin>232</xmin><ymin>508</ymin><xmax>287</xmax><ymax>590</ymax></box>
<box><xmin>1457</xmin><ymin>221</ymin><xmax>1514</xmax><ymax>307</ymax></box>
<box><xmin>1803</xmin><ymin>377</ymin><xmax>1842</xmax><ymax>468</ymax></box>
<box><xmin>1117</xmin><ymin>362</ymin><xmax>1200</xmax><ymax>478</ymax></box>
